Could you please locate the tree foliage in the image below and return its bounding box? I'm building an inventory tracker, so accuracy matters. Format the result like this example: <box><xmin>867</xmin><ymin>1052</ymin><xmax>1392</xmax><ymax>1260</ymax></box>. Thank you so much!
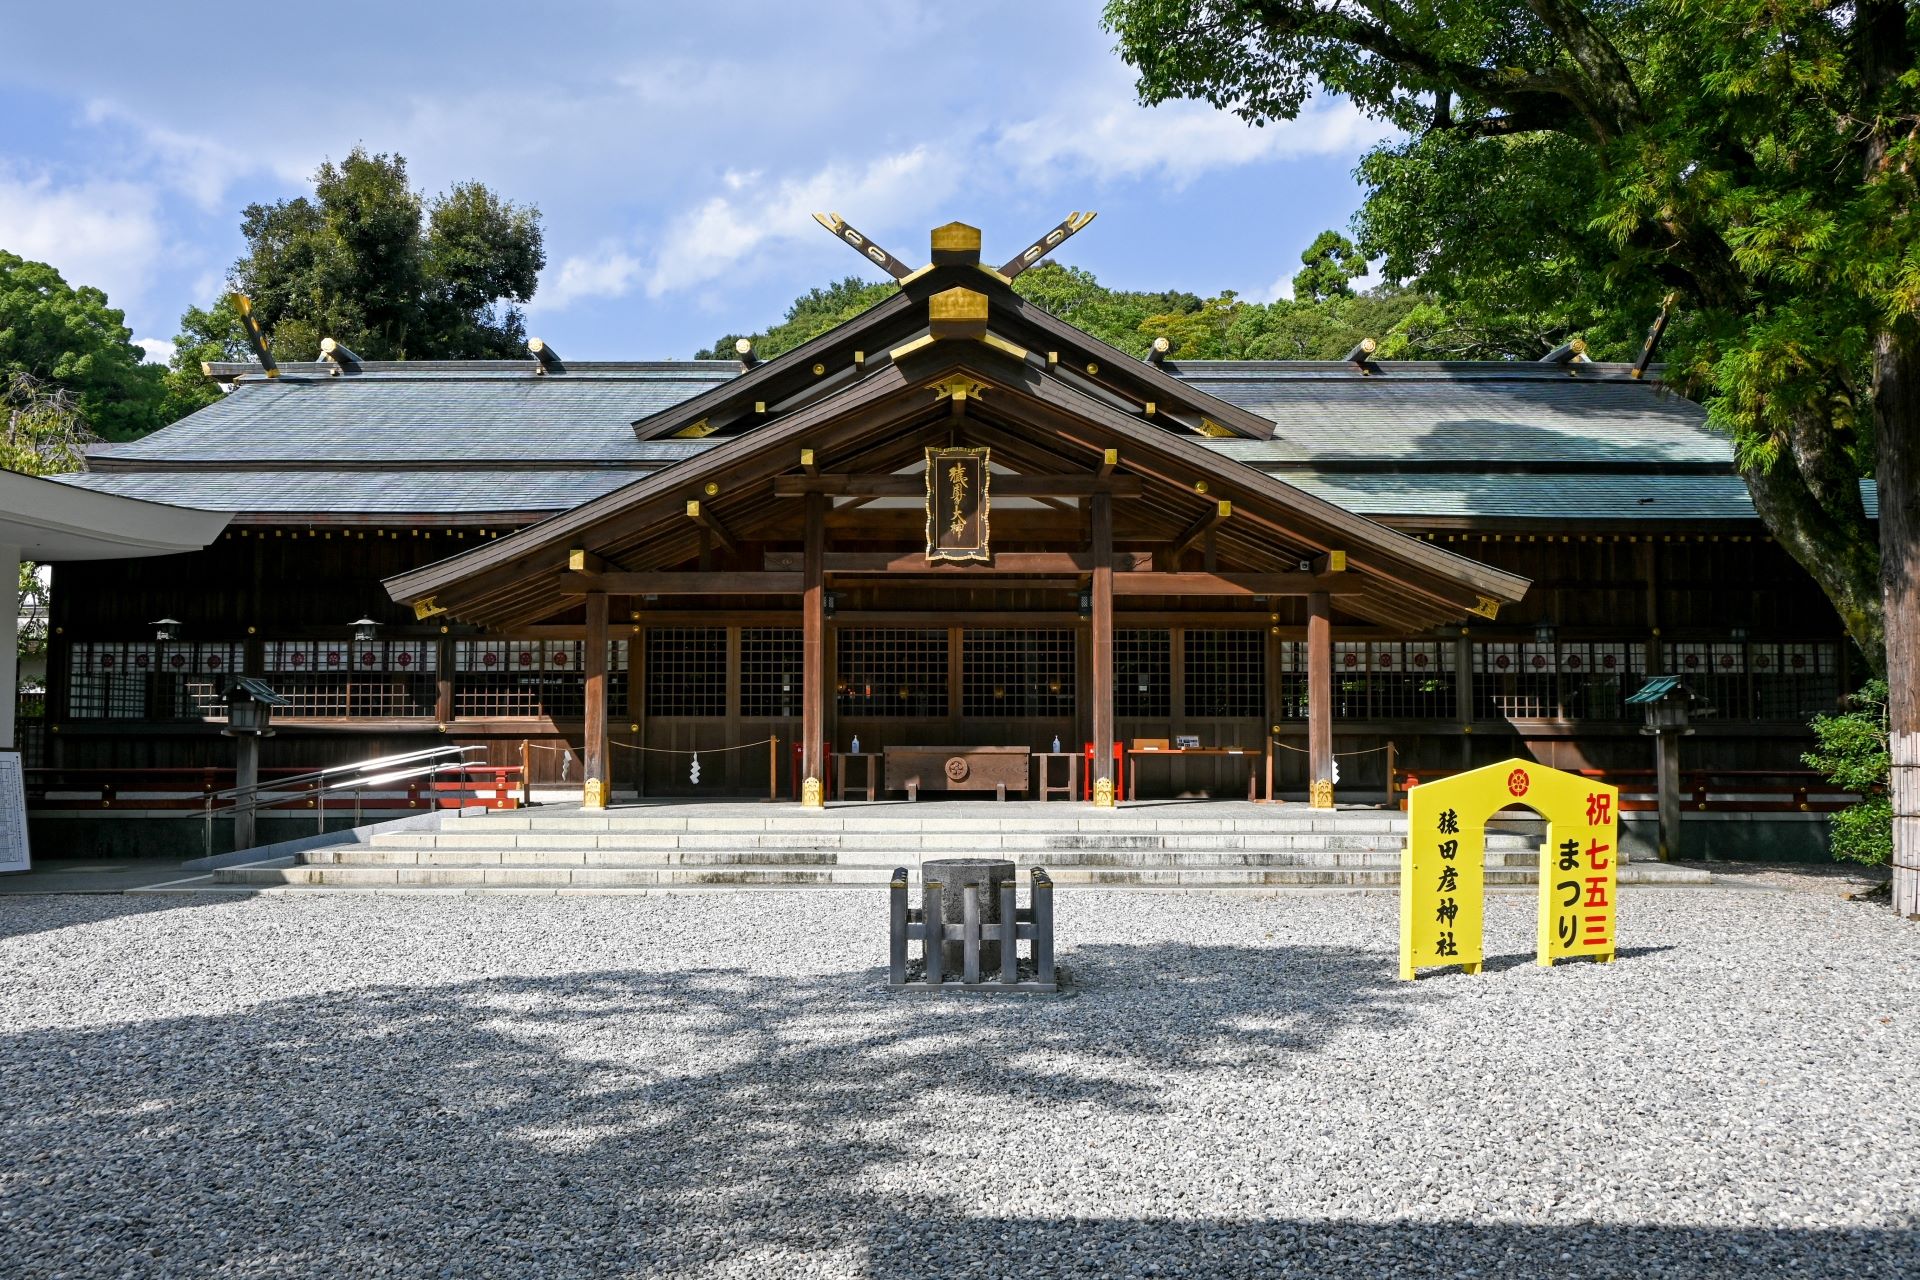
<box><xmin>1101</xmin><ymin>0</ymin><xmax>1920</xmax><ymax>677</ymax></box>
<box><xmin>1805</xmin><ymin>681</ymin><xmax>1894</xmax><ymax>865</ymax></box>
<box><xmin>0</xmin><ymin>252</ymin><xmax>165</xmax><ymax>441</ymax></box>
<box><xmin>4</xmin><ymin>371</ymin><xmax>96</xmax><ymax>675</ymax></box>
<box><xmin>696</xmin><ymin>248</ymin><xmax>1545</xmax><ymax>364</ymax></box>
<box><xmin>199</xmin><ymin>148</ymin><xmax>546</xmax><ymax>364</ymax></box>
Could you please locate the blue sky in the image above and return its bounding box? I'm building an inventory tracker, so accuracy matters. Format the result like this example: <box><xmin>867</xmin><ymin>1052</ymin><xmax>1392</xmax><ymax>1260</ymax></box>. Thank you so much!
<box><xmin>0</xmin><ymin>1</ymin><xmax>1389</xmax><ymax>363</ymax></box>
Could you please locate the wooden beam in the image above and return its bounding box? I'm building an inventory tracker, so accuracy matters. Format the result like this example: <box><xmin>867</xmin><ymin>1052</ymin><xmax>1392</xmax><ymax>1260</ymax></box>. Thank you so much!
<box><xmin>1310</xmin><ymin>549</ymin><xmax>1349</xmax><ymax>574</ymax></box>
<box><xmin>812</xmin><ymin>211</ymin><xmax>916</xmax><ymax>280</ymax></box>
<box><xmin>783</xmin><ymin>550</ymin><xmax>1152</xmax><ymax>574</ymax></box>
<box><xmin>684</xmin><ymin>500</ymin><xmax>737</xmax><ymax>554</ymax></box>
<box><xmin>1166</xmin><ymin>501</ymin><xmax>1232</xmax><ymax>562</ymax></box>
<box><xmin>1111</xmin><ymin>572</ymin><xmax>1366</xmax><ymax>597</ymax></box>
<box><xmin>1096</xmin><ymin>448</ymin><xmax>1117</xmax><ymax>481</ymax></box>
<box><xmin>562</xmin><ymin>572</ymin><xmax>801</xmax><ymax>595</ymax></box>
<box><xmin>800</xmin><ymin>448</ymin><xmax>818</xmax><ymax>477</ymax></box>
<box><xmin>773</xmin><ymin>474</ymin><xmax>1141</xmax><ymax>498</ymax></box>
<box><xmin>567</xmin><ymin>548</ymin><xmax>612</xmax><ymax>574</ymax></box>
<box><xmin>999</xmin><ymin>211</ymin><xmax>1097</xmax><ymax>280</ymax></box>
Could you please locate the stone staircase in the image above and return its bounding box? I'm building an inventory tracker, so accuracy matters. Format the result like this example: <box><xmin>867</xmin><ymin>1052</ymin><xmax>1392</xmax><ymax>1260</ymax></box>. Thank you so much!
<box><xmin>209</xmin><ymin>801</ymin><xmax>1710</xmax><ymax>892</ymax></box>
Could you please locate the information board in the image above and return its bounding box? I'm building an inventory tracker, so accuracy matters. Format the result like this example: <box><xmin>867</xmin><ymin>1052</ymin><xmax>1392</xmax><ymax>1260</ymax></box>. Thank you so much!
<box><xmin>0</xmin><ymin>751</ymin><xmax>29</xmax><ymax>874</ymax></box>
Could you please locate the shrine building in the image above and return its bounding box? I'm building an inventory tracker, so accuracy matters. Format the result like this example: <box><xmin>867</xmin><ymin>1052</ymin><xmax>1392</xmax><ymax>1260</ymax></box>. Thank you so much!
<box><xmin>28</xmin><ymin>219</ymin><xmax>1865</xmax><ymax>815</ymax></box>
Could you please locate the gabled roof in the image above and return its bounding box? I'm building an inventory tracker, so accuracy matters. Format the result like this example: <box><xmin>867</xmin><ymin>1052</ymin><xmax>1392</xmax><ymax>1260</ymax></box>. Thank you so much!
<box><xmin>384</xmin><ymin>346</ymin><xmax>1531</xmax><ymax>635</ymax></box>
<box><xmin>625</xmin><ymin>263</ymin><xmax>1278</xmax><ymax>442</ymax></box>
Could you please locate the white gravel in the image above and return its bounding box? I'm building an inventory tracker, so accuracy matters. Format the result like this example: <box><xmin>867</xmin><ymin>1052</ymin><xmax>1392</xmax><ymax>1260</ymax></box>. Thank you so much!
<box><xmin>0</xmin><ymin>888</ymin><xmax>1915</xmax><ymax>1279</ymax></box>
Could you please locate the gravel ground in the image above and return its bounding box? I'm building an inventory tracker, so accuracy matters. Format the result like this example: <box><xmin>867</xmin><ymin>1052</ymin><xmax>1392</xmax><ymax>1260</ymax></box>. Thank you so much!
<box><xmin>0</xmin><ymin>889</ymin><xmax>1914</xmax><ymax>1279</ymax></box>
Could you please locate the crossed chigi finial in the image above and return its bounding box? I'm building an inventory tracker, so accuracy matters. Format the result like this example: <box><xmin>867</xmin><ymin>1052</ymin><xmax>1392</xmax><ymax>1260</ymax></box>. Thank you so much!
<box><xmin>810</xmin><ymin>211</ymin><xmax>1097</xmax><ymax>281</ymax></box>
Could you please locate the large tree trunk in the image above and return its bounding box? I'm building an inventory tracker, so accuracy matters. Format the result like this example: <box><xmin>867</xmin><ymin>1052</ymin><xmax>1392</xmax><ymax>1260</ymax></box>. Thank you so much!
<box><xmin>1739</xmin><ymin>456</ymin><xmax>1885</xmax><ymax>669</ymax></box>
<box><xmin>1875</xmin><ymin>327</ymin><xmax>1920</xmax><ymax>917</ymax></box>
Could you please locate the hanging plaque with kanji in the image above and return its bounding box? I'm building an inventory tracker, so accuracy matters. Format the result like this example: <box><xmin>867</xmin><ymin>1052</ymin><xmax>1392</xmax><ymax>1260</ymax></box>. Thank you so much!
<box><xmin>925</xmin><ymin>446</ymin><xmax>990</xmax><ymax>562</ymax></box>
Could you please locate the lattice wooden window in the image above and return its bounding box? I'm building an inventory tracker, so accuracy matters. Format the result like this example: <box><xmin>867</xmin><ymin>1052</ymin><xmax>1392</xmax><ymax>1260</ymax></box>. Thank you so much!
<box><xmin>1115</xmin><ymin>629</ymin><xmax>1170</xmax><ymax>717</ymax></box>
<box><xmin>837</xmin><ymin>628</ymin><xmax>948</xmax><ymax>718</ymax></box>
<box><xmin>1472</xmin><ymin>641</ymin><xmax>1558</xmax><ymax>718</ymax></box>
<box><xmin>455</xmin><ymin>640</ymin><xmax>626</xmax><ymax>719</ymax></box>
<box><xmin>1558</xmin><ymin>642</ymin><xmax>1639</xmax><ymax>720</ymax></box>
<box><xmin>963</xmin><ymin>629</ymin><xmax>1075</xmax><ymax>718</ymax></box>
<box><xmin>1357</xmin><ymin>641</ymin><xmax>1454</xmax><ymax>719</ymax></box>
<box><xmin>740</xmin><ymin>628</ymin><xmax>804</xmax><ymax>719</ymax></box>
<box><xmin>647</xmin><ymin>628</ymin><xmax>727</xmax><ymax>717</ymax></box>
<box><xmin>1184</xmin><ymin>629</ymin><xmax>1263</xmax><ymax>717</ymax></box>
<box><xmin>265</xmin><ymin>640</ymin><xmax>438</xmax><ymax>718</ymax></box>
<box><xmin>66</xmin><ymin>642</ymin><xmax>153</xmax><ymax>720</ymax></box>
<box><xmin>1750</xmin><ymin>642</ymin><xmax>1840</xmax><ymax>720</ymax></box>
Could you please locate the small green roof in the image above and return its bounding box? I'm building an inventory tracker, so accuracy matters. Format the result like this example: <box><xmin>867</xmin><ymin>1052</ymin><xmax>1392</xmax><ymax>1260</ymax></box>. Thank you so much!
<box><xmin>1626</xmin><ymin>675</ymin><xmax>1687</xmax><ymax>704</ymax></box>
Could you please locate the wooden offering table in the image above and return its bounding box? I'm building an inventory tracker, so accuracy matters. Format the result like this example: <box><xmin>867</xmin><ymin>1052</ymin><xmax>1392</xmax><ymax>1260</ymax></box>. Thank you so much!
<box><xmin>885</xmin><ymin>746</ymin><xmax>1031</xmax><ymax>801</ymax></box>
<box><xmin>1126</xmin><ymin>745</ymin><xmax>1259</xmax><ymax>802</ymax></box>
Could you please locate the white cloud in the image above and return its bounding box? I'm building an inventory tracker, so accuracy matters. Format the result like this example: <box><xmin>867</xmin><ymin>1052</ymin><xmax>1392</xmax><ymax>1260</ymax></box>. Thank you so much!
<box><xmin>0</xmin><ymin>168</ymin><xmax>166</xmax><ymax>307</ymax></box>
<box><xmin>645</xmin><ymin>147</ymin><xmax>952</xmax><ymax>297</ymax></box>
<box><xmin>79</xmin><ymin>100</ymin><xmax>262</xmax><ymax>210</ymax></box>
<box><xmin>134</xmin><ymin>337</ymin><xmax>177</xmax><ymax>365</ymax></box>
<box><xmin>1001</xmin><ymin>94</ymin><xmax>1389</xmax><ymax>187</ymax></box>
<box><xmin>537</xmin><ymin>247</ymin><xmax>645</xmax><ymax>310</ymax></box>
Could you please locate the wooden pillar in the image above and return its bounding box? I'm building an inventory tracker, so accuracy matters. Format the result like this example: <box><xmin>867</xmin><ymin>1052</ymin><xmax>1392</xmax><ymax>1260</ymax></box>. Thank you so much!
<box><xmin>801</xmin><ymin>493</ymin><xmax>826</xmax><ymax>807</ymax></box>
<box><xmin>628</xmin><ymin>617</ymin><xmax>647</xmax><ymax>797</ymax></box>
<box><xmin>1091</xmin><ymin>492</ymin><xmax>1115</xmax><ymax>806</ymax></box>
<box><xmin>232</xmin><ymin>733</ymin><xmax>259</xmax><ymax>851</ymax></box>
<box><xmin>1264</xmin><ymin>622</ymin><xmax>1282</xmax><ymax>802</ymax></box>
<box><xmin>1454</xmin><ymin>629</ymin><xmax>1475</xmax><ymax>771</ymax></box>
<box><xmin>1307</xmin><ymin>592</ymin><xmax>1334</xmax><ymax>808</ymax></box>
<box><xmin>583</xmin><ymin>591</ymin><xmax>609</xmax><ymax>809</ymax></box>
<box><xmin>434</xmin><ymin>633</ymin><xmax>453</xmax><ymax>726</ymax></box>
<box><xmin>1655</xmin><ymin>728</ymin><xmax>1684</xmax><ymax>861</ymax></box>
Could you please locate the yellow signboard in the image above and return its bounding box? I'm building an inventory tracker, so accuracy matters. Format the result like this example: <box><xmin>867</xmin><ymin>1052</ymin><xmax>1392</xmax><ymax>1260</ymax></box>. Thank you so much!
<box><xmin>1400</xmin><ymin>758</ymin><xmax>1619</xmax><ymax>980</ymax></box>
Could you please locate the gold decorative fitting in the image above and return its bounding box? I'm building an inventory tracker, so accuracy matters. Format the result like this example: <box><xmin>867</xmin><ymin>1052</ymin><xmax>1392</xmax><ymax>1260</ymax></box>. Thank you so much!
<box><xmin>1310</xmin><ymin>779</ymin><xmax>1335</xmax><ymax>809</ymax></box>
<box><xmin>703</xmin><ymin>481</ymin><xmax>720</xmax><ymax>497</ymax></box>
<box><xmin>930</xmin><ymin>220</ymin><xmax>983</xmax><ymax>264</ymax></box>
<box><xmin>979</xmin><ymin>331</ymin><xmax>1028</xmax><ymax>361</ymax></box>
<box><xmin>1194</xmin><ymin>481</ymin><xmax>1210</xmax><ymax>495</ymax></box>
<box><xmin>812</xmin><ymin>363</ymin><xmax>826</xmax><ymax>376</ymax></box>
<box><xmin>412</xmin><ymin>596</ymin><xmax>447</xmax><ymax>621</ymax></box>
<box><xmin>1093</xmin><ymin>777</ymin><xmax>1115</xmax><ymax>808</ymax></box>
<box><xmin>1468</xmin><ymin>595</ymin><xmax>1502</xmax><ymax>620</ymax></box>
<box><xmin>674</xmin><ymin>418</ymin><xmax>717</xmax><ymax>439</ymax></box>
<box><xmin>802</xmin><ymin>776</ymin><xmax>824</xmax><ymax>809</ymax></box>
<box><xmin>583</xmin><ymin>778</ymin><xmax>605</xmax><ymax>810</ymax></box>
<box><xmin>928</xmin><ymin>376</ymin><xmax>989</xmax><ymax>403</ymax></box>
<box><xmin>1086</xmin><ymin>361</ymin><xmax>1100</xmax><ymax>375</ymax></box>
<box><xmin>567</xmin><ymin>548</ymin><xmax>587</xmax><ymax>572</ymax></box>
<box><xmin>928</xmin><ymin>286</ymin><xmax>990</xmax><ymax>340</ymax></box>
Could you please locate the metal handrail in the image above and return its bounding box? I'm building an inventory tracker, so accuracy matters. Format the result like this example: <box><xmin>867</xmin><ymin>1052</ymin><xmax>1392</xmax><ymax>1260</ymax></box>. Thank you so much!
<box><xmin>202</xmin><ymin>745</ymin><xmax>491</xmax><ymax>855</ymax></box>
<box><xmin>203</xmin><ymin>745</ymin><xmax>484</xmax><ymax>804</ymax></box>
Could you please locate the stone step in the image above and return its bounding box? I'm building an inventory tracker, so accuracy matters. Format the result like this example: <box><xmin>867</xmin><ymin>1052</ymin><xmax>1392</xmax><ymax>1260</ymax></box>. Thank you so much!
<box><xmin>436</xmin><ymin>813</ymin><xmax>1424</xmax><ymax>836</ymax></box>
<box><xmin>309</xmin><ymin>846</ymin><xmax>1545</xmax><ymax>870</ymax></box>
<box><xmin>213</xmin><ymin>863</ymin><xmax>1549</xmax><ymax>890</ymax></box>
<box><xmin>214</xmin><ymin>859</ymin><xmax>1703</xmax><ymax>890</ymax></box>
<box><xmin>365</xmin><ymin>830</ymin><xmax>1537</xmax><ymax>854</ymax></box>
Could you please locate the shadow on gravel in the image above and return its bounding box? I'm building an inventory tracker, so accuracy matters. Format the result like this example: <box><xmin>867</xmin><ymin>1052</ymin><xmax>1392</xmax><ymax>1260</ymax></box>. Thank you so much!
<box><xmin>0</xmin><ymin>941</ymin><xmax>1907</xmax><ymax>1278</ymax></box>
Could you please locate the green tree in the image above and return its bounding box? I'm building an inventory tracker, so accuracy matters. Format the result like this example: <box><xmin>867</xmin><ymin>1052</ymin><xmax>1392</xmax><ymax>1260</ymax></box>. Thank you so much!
<box><xmin>698</xmin><ymin>277</ymin><xmax>899</xmax><ymax>360</ymax></box>
<box><xmin>1805</xmin><ymin>681</ymin><xmax>1893</xmax><ymax>867</ymax></box>
<box><xmin>1291</xmin><ymin>230</ymin><xmax>1368</xmax><ymax>303</ymax></box>
<box><xmin>1101</xmin><ymin>0</ymin><xmax>1920</xmax><ymax>907</ymax></box>
<box><xmin>0</xmin><ymin>251</ymin><xmax>165</xmax><ymax>440</ymax></box>
<box><xmin>4</xmin><ymin>371</ymin><xmax>97</xmax><ymax>680</ymax></box>
<box><xmin>223</xmin><ymin>148</ymin><xmax>544</xmax><ymax>362</ymax></box>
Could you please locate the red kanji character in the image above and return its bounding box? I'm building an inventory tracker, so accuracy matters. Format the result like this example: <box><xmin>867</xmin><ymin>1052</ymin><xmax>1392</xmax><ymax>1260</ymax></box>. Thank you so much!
<box><xmin>1586</xmin><ymin>838</ymin><xmax>1612</xmax><ymax>871</ymax></box>
<box><xmin>1583</xmin><ymin>915</ymin><xmax>1608</xmax><ymax>939</ymax></box>
<box><xmin>1584</xmin><ymin>877</ymin><xmax>1610</xmax><ymax>908</ymax></box>
<box><xmin>1586</xmin><ymin>792</ymin><xmax>1612</xmax><ymax>826</ymax></box>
